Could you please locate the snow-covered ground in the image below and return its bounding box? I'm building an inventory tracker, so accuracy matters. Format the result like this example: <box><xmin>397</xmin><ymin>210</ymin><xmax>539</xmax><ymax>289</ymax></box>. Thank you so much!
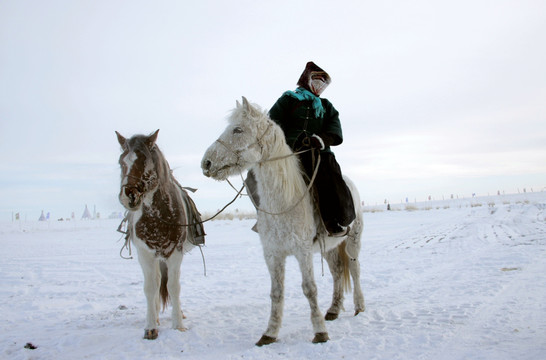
<box><xmin>1</xmin><ymin>192</ymin><xmax>545</xmax><ymax>360</ymax></box>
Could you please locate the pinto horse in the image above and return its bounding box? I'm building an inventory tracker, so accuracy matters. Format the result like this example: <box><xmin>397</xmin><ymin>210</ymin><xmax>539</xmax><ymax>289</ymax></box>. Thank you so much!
<box><xmin>116</xmin><ymin>129</ymin><xmax>204</xmax><ymax>340</ymax></box>
<box><xmin>201</xmin><ymin>97</ymin><xmax>365</xmax><ymax>345</ymax></box>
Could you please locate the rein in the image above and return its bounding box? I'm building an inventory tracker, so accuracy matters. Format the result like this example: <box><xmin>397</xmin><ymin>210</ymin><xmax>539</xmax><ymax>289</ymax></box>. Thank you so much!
<box><xmin>242</xmin><ymin>151</ymin><xmax>321</xmax><ymax>216</ymax></box>
<box><xmin>160</xmin><ymin>183</ymin><xmax>246</xmax><ymax>227</ymax></box>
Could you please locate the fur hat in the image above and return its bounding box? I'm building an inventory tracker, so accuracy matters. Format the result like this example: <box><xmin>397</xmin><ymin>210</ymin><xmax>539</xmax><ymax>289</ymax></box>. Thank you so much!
<box><xmin>297</xmin><ymin>62</ymin><xmax>332</xmax><ymax>90</ymax></box>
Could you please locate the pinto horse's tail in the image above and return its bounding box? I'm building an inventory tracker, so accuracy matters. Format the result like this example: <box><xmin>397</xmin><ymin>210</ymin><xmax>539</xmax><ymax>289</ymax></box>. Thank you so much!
<box><xmin>159</xmin><ymin>261</ymin><xmax>170</xmax><ymax>311</ymax></box>
<box><xmin>338</xmin><ymin>241</ymin><xmax>352</xmax><ymax>293</ymax></box>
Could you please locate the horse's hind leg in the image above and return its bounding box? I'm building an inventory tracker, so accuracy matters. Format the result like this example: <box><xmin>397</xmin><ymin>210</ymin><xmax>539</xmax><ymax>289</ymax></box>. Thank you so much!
<box><xmin>346</xmin><ymin>222</ymin><xmax>365</xmax><ymax>315</ymax></box>
<box><xmin>166</xmin><ymin>251</ymin><xmax>186</xmax><ymax>331</ymax></box>
<box><xmin>324</xmin><ymin>245</ymin><xmax>346</xmax><ymax>321</ymax></box>
<box><xmin>137</xmin><ymin>250</ymin><xmax>161</xmax><ymax>339</ymax></box>
<box><xmin>256</xmin><ymin>254</ymin><xmax>286</xmax><ymax>346</ymax></box>
<box><xmin>295</xmin><ymin>251</ymin><xmax>329</xmax><ymax>343</ymax></box>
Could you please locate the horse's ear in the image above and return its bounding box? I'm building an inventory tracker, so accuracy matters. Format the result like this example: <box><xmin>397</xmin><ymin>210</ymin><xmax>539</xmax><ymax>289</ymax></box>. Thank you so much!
<box><xmin>115</xmin><ymin>131</ymin><xmax>127</xmax><ymax>148</ymax></box>
<box><xmin>242</xmin><ymin>96</ymin><xmax>250</xmax><ymax>112</ymax></box>
<box><xmin>236</xmin><ymin>99</ymin><xmax>241</xmax><ymax>108</ymax></box>
<box><xmin>146</xmin><ymin>129</ymin><xmax>159</xmax><ymax>149</ymax></box>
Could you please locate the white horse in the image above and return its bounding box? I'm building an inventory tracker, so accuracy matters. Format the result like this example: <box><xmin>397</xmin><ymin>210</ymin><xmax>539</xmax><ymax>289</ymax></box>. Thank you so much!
<box><xmin>116</xmin><ymin>130</ymin><xmax>204</xmax><ymax>339</ymax></box>
<box><xmin>201</xmin><ymin>97</ymin><xmax>365</xmax><ymax>345</ymax></box>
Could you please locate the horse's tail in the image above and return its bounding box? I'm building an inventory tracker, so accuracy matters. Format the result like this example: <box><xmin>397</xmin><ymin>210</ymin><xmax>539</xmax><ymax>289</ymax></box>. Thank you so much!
<box><xmin>338</xmin><ymin>241</ymin><xmax>352</xmax><ymax>293</ymax></box>
<box><xmin>159</xmin><ymin>261</ymin><xmax>170</xmax><ymax>311</ymax></box>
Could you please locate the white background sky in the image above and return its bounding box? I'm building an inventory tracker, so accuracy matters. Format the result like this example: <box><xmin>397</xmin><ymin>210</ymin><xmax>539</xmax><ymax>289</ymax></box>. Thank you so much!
<box><xmin>1</xmin><ymin>0</ymin><xmax>545</xmax><ymax>220</ymax></box>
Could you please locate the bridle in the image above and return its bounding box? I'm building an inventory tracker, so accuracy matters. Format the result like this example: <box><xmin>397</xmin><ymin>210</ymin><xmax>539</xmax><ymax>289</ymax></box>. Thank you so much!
<box><xmin>213</xmin><ymin>122</ymin><xmax>273</xmax><ymax>169</ymax></box>
<box><xmin>119</xmin><ymin>152</ymin><xmax>159</xmax><ymax>198</ymax></box>
<box><xmin>212</xmin><ymin>120</ymin><xmax>320</xmax><ymax>216</ymax></box>
<box><xmin>213</xmin><ymin>121</ymin><xmax>313</xmax><ymax>167</ymax></box>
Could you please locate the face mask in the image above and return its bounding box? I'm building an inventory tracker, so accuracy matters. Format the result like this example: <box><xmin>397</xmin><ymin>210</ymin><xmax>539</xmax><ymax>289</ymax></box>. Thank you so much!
<box><xmin>309</xmin><ymin>78</ymin><xmax>327</xmax><ymax>96</ymax></box>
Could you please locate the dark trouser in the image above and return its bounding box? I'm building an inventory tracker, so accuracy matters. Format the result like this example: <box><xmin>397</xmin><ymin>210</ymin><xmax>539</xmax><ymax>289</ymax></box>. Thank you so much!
<box><xmin>300</xmin><ymin>150</ymin><xmax>355</xmax><ymax>230</ymax></box>
<box><xmin>245</xmin><ymin>169</ymin><xmax>260</xmax><ymax>206</ymax></box>
<box><xmin>246</xmin><ymin>150</ymin><xmax>355</xmax><ymax>232</ymax></box>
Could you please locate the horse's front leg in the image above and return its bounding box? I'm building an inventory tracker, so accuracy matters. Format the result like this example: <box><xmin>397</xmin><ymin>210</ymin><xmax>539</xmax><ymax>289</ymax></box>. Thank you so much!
<box><xmin>256</xmin><ymin>254</ymin><xmax>286</xmax><ymax>346</ymax></box>
<box><xmin>165</xmin><ymin>251</ymin><xmax>186</xmax><ymax>331</ymax></box>
<box><xmin>137</xmin><ymin>249</ymin><xmax>161</xmax><ymax>339</ymax></box>
<box><xmin>295</xmin><ymin>251</ymin><xmax>329</xmax><ymax>343</ymax></box>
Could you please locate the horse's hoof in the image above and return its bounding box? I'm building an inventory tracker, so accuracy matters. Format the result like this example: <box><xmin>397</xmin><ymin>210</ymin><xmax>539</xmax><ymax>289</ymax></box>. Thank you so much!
<box><xmin>325</xmin><ymin>312</ymin><xmax>339</xmax><ymax>321</ymax></box>
<box><xmin>255</xmin><ymin>335</ymin><xmax>277</xmax><ymax>346</ymax></box>
<box><xmin>175</xmin><ymin>327</ymin><xmax>188</xmax><ymax>332</ymax></box>
<box><xmin>312</xmin><ymin>332</ymin><xmax>329</xmax><ymax>343</ymax></box>
<box><xmin>354</xmin><ymin>307</ymin><xmax>365</xmax><ymax>316</ymax></box>
<box><xmin>143</xmin><ymin>329</ymin><xmax>158</xmax><ymax>340</ymax></box>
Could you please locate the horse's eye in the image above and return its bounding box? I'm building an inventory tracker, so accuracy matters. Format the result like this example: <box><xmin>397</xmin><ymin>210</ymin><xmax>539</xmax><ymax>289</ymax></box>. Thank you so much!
<box><xmin>233</xmin><ymin>127</ymin><xmax>244</xmax><ymax>134</ymax></box>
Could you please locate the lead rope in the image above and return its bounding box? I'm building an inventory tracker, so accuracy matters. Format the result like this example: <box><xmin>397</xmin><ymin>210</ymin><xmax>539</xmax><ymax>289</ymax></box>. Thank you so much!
<box><xmin>149</xmin><ymin>183</ymin><xmax>245</xmax><ymax>228</ymax></box>
<box><xmin>116</xmin><ymin>213</ymin><xmax>133</xmax><ymax>259</ymax></box>
<box><xmin>116</xmin><ymin>180</ymin><xmax>244</xmax><ymax>276</ymax></box>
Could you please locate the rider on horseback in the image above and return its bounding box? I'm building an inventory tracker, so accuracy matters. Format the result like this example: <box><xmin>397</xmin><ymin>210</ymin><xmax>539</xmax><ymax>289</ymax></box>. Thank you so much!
<box><xmin>249</xmin><ymin>61</ymin><xmax>355</xmax><ymax>237</ymax></box>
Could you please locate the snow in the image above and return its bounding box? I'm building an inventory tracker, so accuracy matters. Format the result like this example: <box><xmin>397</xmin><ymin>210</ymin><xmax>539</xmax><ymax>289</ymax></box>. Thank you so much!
<box><xmin>1</xmin><ymin>192</ymin><xmax>545</xmax><ymax>360</ymax></box>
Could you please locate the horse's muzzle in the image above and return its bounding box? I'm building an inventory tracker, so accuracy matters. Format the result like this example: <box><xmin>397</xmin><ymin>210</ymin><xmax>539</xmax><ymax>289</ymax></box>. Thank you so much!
<box><xmin>119</xmin><ymin>186</ymin><xmax>142</xmax><ymax>210</ymax></box>
<box><xmin>201</xmin><ymin>144</ymin><xmax>235</xmax><ymax>180</ymax></box>
<box><xmin>201</xmin><ymin>158</ymin><xmax>231</xmax><ymax>180</ymax></box>
<box><xmin>202</xmin><ymin>159</ymin><xmax>212</xmax><ymax>177</ymax></box>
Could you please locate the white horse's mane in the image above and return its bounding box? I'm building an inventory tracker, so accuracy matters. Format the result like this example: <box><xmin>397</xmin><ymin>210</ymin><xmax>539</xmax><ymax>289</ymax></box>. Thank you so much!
<box><xmin>230</xmin><ymin>100</ymin><xmax>311</xmax><ymax>214</ymax></box>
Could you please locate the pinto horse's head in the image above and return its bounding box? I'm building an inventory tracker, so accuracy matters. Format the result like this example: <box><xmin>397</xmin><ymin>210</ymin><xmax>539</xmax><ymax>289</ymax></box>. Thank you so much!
<box><xmin>116</xmin><ymin>129</ymin><xmax>161</xmax><ymax>211</ymax></box>
<box><xmin>201</xmin><ymin>97</ymin><xmax>270</xmax><ymax>180</ymax></box>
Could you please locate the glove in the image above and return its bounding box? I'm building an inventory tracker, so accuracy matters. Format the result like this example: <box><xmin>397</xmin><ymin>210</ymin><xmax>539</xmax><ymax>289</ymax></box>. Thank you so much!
<box><xmin>300</xmin><ymin>134</ymin><xmax>325</xmax><ymax>150</ymax></box>
<box><xmin>309</xmin><ymin>134</ymin><xmax>325</xmax><ymax>150</ymax></box>
<box><xmin>295</xmin><ymin>133</ymin><xmax>326</xmax><ymax>150</ymax></box>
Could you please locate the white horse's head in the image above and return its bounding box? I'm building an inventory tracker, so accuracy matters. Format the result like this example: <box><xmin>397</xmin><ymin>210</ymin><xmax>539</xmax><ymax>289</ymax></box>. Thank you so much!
<box><xmin>202</xmin><ymin>97</ymin><xmax>271</xmax><ymax>180</ymax></box>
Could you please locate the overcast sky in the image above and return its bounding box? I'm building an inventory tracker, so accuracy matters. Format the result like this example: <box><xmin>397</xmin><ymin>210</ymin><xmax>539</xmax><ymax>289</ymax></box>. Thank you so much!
<box><xmin>1</xmin><ymin>0</ymin><xmax>545</xmax><ymax>220</ymax></box>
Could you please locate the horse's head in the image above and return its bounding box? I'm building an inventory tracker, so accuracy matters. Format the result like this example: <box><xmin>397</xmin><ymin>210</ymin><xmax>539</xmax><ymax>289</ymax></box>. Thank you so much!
<box><xmin>202</xmin><ymin>97</ymin><xmax>270</xmax><ymax>180</ymax></box>
<box><xmin>116</xmin><ymin>129</ymin><xmax>161</xmax><ymax>211</ymax></box>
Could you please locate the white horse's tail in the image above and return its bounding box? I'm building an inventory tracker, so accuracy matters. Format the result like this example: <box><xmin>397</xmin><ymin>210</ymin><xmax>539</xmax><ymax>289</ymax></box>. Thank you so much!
<box><xmin>338</xmin><ymin>241</ymin><xmax>352</xmax><ymax>293</ymax></box>
<box><xmin>159</xmin><ymin>261</ymin><xmax>170</xmax><ymax>311</ymax></box>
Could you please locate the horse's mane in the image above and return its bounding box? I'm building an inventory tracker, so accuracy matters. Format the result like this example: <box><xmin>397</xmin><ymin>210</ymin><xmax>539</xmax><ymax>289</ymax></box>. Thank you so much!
<box><xmin>230</xmin><ymin>102</ymin><xmax>310</xmax><ymax>213</ymax></box>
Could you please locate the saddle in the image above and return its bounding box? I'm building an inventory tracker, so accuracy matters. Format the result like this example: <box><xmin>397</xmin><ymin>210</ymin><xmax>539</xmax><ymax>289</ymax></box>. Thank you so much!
<box><xmin>178</xmin><ymin>185</ymin><xmax>206</xmax><ymax>246</ymax></box>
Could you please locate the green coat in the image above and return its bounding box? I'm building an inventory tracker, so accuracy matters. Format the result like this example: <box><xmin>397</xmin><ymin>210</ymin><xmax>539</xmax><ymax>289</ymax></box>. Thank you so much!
<box><xmin>268</xmin><ymin>93</ymin><xmax>343</xmax><ymax>153</ymax></box>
